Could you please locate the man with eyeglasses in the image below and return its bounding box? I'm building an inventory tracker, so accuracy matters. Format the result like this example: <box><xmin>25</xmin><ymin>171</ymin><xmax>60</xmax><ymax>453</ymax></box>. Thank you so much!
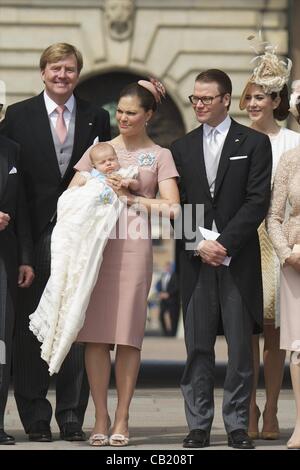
<box><xmin>171</xmin><ymin>69</ymin><xmax>272</xmax><ymax>449</ymax></box>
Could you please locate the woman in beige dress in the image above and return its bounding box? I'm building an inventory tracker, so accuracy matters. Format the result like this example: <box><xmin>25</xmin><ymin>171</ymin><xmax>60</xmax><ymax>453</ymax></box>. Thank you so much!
<box><xmin>267</xmin><ymin>95</ymin><xmax>300</xmax><ymax>449</ymax></box>
<box><xmin>73</xmin><ymin>79</ymin><xmax>179</xmax><ymax>446</ymax></box>
<box><xmin>239</xmin><ymin>40</ymin><xmax>300</xmax><ymax>440</ymax></box>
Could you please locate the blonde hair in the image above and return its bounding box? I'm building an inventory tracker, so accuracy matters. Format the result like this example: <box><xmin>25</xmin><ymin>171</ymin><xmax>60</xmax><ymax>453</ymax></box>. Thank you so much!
<box><xmin>39</xmin><ymin>43</ymin><xmax>83</xmax><ymax>73</ymax></box>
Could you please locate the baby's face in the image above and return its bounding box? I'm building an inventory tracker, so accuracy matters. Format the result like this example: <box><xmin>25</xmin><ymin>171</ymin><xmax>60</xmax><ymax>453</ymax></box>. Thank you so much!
<box><xmin>92</xmin><ymin>151</ymin><xmax>120</xmax><ymax>174</ymax></box>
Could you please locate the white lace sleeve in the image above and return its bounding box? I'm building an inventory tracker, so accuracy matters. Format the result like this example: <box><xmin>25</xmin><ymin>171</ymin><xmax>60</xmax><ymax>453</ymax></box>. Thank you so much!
<box><xmin>117</xmin><ymin>165</ymin><xmax>139</xmax><ymax>179</ymax></box>
<box><xmin>266</xmin><ymin>151</ymin><xmax>293</xmax><ymax>265</ymax></box>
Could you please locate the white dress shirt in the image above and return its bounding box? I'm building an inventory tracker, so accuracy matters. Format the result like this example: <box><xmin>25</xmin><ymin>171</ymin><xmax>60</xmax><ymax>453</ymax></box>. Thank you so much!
<box><xmin>202</xmin><ymin>114</ymin><xmax>231</xmax><ymax>233</ymax></box>
<box><xmin>203</xmin><ymin>114</ymin><xmax>231</xmax><ymax>195</ymax></box>
<box><xmin>43</xmin><ymin>91</ymin><xmax>75</xmax><ymax>130</ymax></box>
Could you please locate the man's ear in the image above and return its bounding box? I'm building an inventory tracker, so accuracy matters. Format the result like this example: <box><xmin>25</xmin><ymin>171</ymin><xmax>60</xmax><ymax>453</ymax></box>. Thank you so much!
<box><xmin>223</xmin><ymin>93</ymin><xmax>231</xmax><ymax>109</ymax></box>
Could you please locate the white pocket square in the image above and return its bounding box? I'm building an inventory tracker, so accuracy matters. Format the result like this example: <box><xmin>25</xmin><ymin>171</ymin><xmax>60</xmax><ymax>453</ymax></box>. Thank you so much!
<box><xmin>9</xmin><ymin>166</ymin><xmax>17</xmax><ymax>174</ymax></box>
<box><xmin>229</xmin><ymin>155</ymin><xmax>248</xmax><ymax>160</ymax></box>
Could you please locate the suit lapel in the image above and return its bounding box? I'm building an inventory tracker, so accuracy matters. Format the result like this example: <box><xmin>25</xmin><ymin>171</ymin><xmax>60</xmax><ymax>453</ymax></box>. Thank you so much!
<box><xmin>214</xmin><ymin>119</ymin><xmax>247</xmax><ymax>198</ymax></box>
<box><xmin>29</xmin><ymin>93</ymin><xmax>61</xmax><ymax>180</ymax></box>
<box><xmin>0</xmin><ymin>147</ymin><xmax>8</xmax><ymax>202</ymax></box>
<box><xmin>62</xmin><ymin>97</ymin><xmax>95</xmax><ymax>182</ymax></box>
<box><xmin>189</xmin><ymin>126</ymin><xmax>212</xmax><ymax>200</ymax></box>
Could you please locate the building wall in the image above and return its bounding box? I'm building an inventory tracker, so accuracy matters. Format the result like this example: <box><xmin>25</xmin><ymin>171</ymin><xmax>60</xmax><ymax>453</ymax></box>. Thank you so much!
<box><xmin>0</xmin><ymin>0</ymin><xmax>291</xmax><ymax>129</ymax></box>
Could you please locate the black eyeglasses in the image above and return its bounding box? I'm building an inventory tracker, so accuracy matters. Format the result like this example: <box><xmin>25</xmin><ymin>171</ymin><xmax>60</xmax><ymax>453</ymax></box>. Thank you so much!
<box><xmin>188</xmin><ymin>94</ymin><xmax>225</xmax><ymax>106</ymax></box>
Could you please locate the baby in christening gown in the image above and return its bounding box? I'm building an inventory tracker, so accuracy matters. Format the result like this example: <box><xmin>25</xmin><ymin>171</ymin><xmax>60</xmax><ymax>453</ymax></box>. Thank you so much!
<box><xmin>73</xmin><ymin>141</ymin><xmax>139</xmax><ymax>196</ymax></box>
<box><xmin>29</xmin><ymin>143</ymin><xmax>138</xmax><ymax>375</ymax></box>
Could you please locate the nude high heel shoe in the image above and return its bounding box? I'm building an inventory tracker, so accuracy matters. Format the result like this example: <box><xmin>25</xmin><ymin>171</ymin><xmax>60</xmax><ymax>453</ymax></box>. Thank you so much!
<box><xmin>248</xmin><ymin>405</ymin><xmax>261</xmax><ymax>440</ymax></box>
<box><xmin>260</xmin><ymin>409</ymin><xmax>280</xmax><ymax>440</ymax></box>
<box><xmin>287</xmin><ymin>440</ymin><xmax>300</xmax><ymax>449</ymax></box>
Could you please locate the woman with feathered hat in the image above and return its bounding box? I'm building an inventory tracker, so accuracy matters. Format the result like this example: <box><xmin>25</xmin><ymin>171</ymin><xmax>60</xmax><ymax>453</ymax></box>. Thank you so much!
<box><xmin>240</xmin><ymin>36</ymin><xmax>300</xmax><ymax>441</ymax></box>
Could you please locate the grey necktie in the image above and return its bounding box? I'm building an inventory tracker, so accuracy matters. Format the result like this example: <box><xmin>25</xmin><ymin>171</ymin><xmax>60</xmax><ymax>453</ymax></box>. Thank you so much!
<box><xmin>205</xmin><ymin>128</ymin><xmax>220</xmax><ymax>195</ymax></box>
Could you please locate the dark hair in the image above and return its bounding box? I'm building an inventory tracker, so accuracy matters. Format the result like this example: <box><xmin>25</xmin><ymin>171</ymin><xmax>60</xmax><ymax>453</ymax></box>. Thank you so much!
<box><xmin>271</xmin><ymin>84</ymin><xmax>289</xmax><ymax>121</ymax></box>
<box><xmin>195</xmin><ymin>69</ymin><xmax>232</xmax><ymax>95</ymax></box>
<box><xmin>195</xmin><ymin>69</ymin><xmax>232</xmax><ymax>109</ymax></box>
<box><xmin>119</xmin><ymin>82</ymin><xmax>157</xmax><ymax>112</ymax></box>
<box><xmin>296</xmin><ymin>101</ymin><xmax>300</xmax><ymax>124</ymax></box>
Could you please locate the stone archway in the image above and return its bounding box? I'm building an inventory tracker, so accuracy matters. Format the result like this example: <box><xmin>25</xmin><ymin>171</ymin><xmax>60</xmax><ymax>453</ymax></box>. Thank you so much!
<box><xmin>76</xmin><ymin>70</ymin><xmax>186</xmax><ymax>147</ymax></box>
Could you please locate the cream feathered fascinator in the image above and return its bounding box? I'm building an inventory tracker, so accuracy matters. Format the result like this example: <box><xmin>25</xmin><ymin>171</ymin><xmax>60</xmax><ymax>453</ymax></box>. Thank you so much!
<box><xmin>239</xmin><ymin>34</ymin><xmax>292</xmax><ymax>109</ymax></box>
<box><xmin>289</xmin><ymin>80</ymin><xmax>300</xmax><ymax>122</ymax></box>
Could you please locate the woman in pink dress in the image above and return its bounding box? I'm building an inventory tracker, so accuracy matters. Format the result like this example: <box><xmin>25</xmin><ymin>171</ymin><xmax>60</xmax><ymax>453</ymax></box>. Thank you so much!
<box><xmin>73</xmin><ymin>79</ymin><xmax>179</xmax><ymax>446</ymax></box>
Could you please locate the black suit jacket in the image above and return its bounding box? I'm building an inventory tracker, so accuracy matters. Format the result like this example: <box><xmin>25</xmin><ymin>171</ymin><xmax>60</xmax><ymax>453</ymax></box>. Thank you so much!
<box><xmin>0</xmin><ymin>135</ymin><xmax>33</xmax><ymax>303</ymax></box>
<box><xmin>171</xmin><ymin>118</ymin><xmax>272</xmax><ymax>332</ymax></box>
<box><xmin>0</xmin><ymin>93</ymin><xmax>111</xmax><ymax>241</ymax></box>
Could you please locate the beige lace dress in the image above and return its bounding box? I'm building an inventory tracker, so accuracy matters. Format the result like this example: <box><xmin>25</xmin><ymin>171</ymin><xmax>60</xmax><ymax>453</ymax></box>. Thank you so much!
<box><xmin>267</xmin><ymin>146</ymin><xmax>300</xmax><ymax>351</ymax></box>
<box><xmin>259</xmin><ymin>128</ymin><xmax>300</xmax><ymax>326</ymax></box>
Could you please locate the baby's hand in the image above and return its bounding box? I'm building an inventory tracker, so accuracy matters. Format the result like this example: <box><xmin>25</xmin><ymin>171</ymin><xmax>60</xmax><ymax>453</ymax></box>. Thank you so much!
<box><xmin>106</xmin><ymin>174</ymin><xmax>122</xmax><ymax>191</ymax></box>
<box><xmin>120</xmin><ymin>179</ymin><xmax>129</xmax><ymax>188</ymax></box>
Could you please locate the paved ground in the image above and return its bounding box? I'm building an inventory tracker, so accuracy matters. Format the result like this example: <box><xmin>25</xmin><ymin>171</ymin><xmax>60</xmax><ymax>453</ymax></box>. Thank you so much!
<box><xmin>1</xmin><ymin>337</ymin><xmax>295</xmax><ymax>452</ymax></box>
<box><xmin>2</xmin><ymin>387</ymin><xmax>295</xmax><ymax>451</ymax></box>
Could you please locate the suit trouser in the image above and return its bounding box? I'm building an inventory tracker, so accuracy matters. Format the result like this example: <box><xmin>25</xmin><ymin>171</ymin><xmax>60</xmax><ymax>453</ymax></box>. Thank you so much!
<box><xmin>181</xmin><ymin>264</ymin><xmax>254</xmax><ymax>433</ymax></box>
<box><xmin>159</xmin><ymin>301</ymin><xmax>180</xmax><ymax>337</ymax></box>
<box><xmin>159</xmin><ymin>300</ymin><xmax>170</xmax><ymax>336</ymax></box>
<box><xmin>13</xmin><ymin>224</ymin><xmax>89</xmax><ymax>432</ymax></box>
<box><xmin>0</xmin><ymin>259</ymin><xmax>14</xmax><ymax>429</ymax></box>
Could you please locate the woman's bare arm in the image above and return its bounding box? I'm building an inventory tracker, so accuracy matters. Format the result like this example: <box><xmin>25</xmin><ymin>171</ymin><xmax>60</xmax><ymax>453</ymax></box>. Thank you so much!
<box><xmin>68</xmin><ymin>172</ymin><xmax>87</xmax><ymax>188</ymax></box>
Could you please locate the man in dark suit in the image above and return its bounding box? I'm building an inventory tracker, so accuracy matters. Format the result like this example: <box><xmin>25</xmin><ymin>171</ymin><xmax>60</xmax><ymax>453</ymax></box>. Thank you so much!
<box><xmin>0</xmin><ymin>43</ymin><xmax>111</xmax><ymax>442</ymax></box>
<box><xmin>0</xmin><ymin>134</ymin><xmax>34</xmax><ymax>444</ymax></box>
<box><xmin>171</xmin><ymin>69</ymin><xmax>272</xmax><ymax>449</ymax></box>
<box><xmin>156</xmin><ymin>262</ymin><xmax>180</xmax><ymax>337</ymax></box>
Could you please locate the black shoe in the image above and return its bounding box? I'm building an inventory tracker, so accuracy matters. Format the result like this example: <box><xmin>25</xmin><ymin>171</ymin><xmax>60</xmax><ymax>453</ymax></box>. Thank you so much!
<box><xmin>28</xmin><ymin>420</ymin><xmax>52</xmax><ymax>442</ymax></box>
<box><xmin>183</xmin><ymin>429</ymin><xmax>210</xmax><ymax>448</ymax></box>
<box><xmin>228</xmin><ymin>429</ymin><xmax>255</xmax><ymax>449</ymax></box>
<box><xmin>0</xmin><ymin>430</ymin><xmax>15</xmax><ymax>445</ymax></box>
<box><xmin>60</xmin><ymin>422</ymin><xmax>86</xmax><ymax>441</ymax></box>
